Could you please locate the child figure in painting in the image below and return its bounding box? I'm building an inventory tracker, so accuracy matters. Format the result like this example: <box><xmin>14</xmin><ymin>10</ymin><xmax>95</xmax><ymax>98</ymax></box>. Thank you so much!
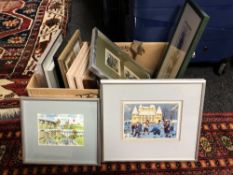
<box><xmin>164</xmin><ymin>120</ymin><xmax>172</xmax><ymax>137</ymax></box>
<box><xmin>131</xmin><ymin>124</ymin><xmax>135</xmax><ymax>136</ymax></box>
<box><xmin>134</xmin><ymin>122</ymin><xmax>142</xmax><ymax>138</ymax></box>
<box><xmin>151</xmin><ymin>121</ymin><xmax>161</xmax><ymax>136</ymax></box>
<box><xmin>143</xmin><ymin>120</ymin><xmax>150</xmax><ymax>135</ymax></box>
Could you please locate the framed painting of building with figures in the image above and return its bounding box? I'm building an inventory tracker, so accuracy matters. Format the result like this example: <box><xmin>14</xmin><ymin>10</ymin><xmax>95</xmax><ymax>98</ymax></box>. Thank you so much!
<box><xmin>123</xmin><ymin>101</ymin><xmax>182</xmax><ymax>140</ymax></box>
<box><xmin>101</xmin><ymin>79</ymin><xmax>206</xmax><ymax>161</ymax></box>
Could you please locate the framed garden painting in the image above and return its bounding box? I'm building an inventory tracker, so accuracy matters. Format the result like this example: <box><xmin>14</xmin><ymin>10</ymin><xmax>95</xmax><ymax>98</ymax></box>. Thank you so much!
<box><xmin>101</xmin><ymin>79</ymin><xmax>206</xmax><ymax>161</ymax></box>
<box><xmin>21</xmin><ymin>97</ymin><xmax>100</xmax><ymax>165</ymax></box>
<box><xmin>155</xmin><ymin>0</ymin><xmax>209</xmax><ymax>78</ymax></box>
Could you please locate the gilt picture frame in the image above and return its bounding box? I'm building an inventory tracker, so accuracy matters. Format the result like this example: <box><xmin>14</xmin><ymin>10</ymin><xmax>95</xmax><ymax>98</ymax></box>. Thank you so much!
<box><xmin>101</xmin><ymin>79</ymin><xmax>206</xmax><ymax>161</ymax></box>
<box><xmin>20</xmin><ymin>97</ymin><xmax>100</xmax><ymax>165</ymax></box>
<box><xmin>156</xmin><ymin>0</ymin><xmax>209</xmax><ymax>78</ymax></box>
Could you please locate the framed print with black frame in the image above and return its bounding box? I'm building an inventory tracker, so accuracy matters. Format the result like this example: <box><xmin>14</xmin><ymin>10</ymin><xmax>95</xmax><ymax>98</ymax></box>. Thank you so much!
<box><xmin>101</xmin><ymin>79</ymin><xmax>206</xmax><ymax>161</ymax></box>
<box><xmin>155</xmin><ymin>0</ymin><xmax>209</xmax><ymax>78</ymax></box>
<box><xmin>21</xmin><ymin>97</ymin><xmax>100</xmax><ymax>165</ymax></box>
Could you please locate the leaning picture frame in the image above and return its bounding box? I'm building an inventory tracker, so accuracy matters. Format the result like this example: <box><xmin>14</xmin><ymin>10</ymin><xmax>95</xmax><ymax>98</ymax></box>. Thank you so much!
<box><xmin>35</xmin><ymin>29</ymin><xmax>63</xmax><ymax>88</ymax></box>
<box><xmin>20</xmin><ymin>97</ymin><xmax>100</xmax><ymax>165</ymax></box>
<box><xmin>155</xmin><ymin>0</ymin><xmax>209</xmax><ymax>78</ymax></box>
<box><xmin>89</xmin><ymin>27</ymin><xmax>151</xmax><ymax>79</ymax></box>
<box><xmin>101</xmin><ymin>79</ymin><xmax>206</xmax><ymax>161</ymax></box>
<box><xmin>55</xmin><ymin>29</ymin><xmax>82</xmax><ymax>88</ymax></box>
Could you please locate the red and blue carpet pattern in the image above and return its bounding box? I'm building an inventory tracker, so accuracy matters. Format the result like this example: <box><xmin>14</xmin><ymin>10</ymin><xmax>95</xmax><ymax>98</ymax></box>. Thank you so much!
<box><xmin>0</xmin><ymin>0</ymin><xmax>70</xmax><ymax>120</ymax></box>
<box><xmin>0</xmin><ymin>113</ymin><xmax>232</xmax><ymax>175</ymax></box>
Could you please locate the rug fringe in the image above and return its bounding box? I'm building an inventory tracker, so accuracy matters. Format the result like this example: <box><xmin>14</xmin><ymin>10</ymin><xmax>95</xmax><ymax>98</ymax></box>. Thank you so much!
<box><xmin>0</xmin><ymin>108</ymin><xmax>20</xmax><ymax>120</ymax></box>
<box><xmin>203</xmin><ymin>112</ymin><xmax>233</xmax><ymax>116</ymax></box>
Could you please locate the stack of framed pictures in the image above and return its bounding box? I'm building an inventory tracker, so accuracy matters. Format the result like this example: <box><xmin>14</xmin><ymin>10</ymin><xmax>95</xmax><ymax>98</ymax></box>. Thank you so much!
<box><xmin>87</xmin><ymin>0</ymin><xmax>209</xmax><ymax>80</ymax></box>
<box><xmin>66</xmin><ymin>42</ymin><xmax>89</xmax><ymax>88</ymax></box>
<box><xmin>22</xmin><ymin>0</ymin><xmax>208</xmax><ymax>165</ymax></box>
<box><xmin>54</xmin><ymin>29</ymin><xmax>82</xmax><ymax>88</ymax></box>
<box><xmin>66</xmin><ymin>42</ymin><xmax>98</xmax><ymax>89</ymax></box>
<box><xmin>155</xmin><ymin>0</ymin><xmax>209</xmax><ymax>78</ymax></box>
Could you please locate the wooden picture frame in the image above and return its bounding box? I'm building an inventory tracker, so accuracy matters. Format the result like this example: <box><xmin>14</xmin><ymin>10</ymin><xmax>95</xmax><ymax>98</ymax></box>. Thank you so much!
<box><xmin>66</xmin><ymin>42</ymin><xmax>89</xmax><ymax>89</ymax></box>
<box><xmin>55</xmin><ymin>30</ymin><xmax>82</xmax><ymax>88</ymax></box>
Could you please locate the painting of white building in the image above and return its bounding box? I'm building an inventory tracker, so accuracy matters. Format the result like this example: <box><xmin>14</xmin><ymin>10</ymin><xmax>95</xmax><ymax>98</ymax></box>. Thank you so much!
<box><xmin>123</xmin><ymin>101</ymin><xmax>182</xmax><ymax>140</ymax></box>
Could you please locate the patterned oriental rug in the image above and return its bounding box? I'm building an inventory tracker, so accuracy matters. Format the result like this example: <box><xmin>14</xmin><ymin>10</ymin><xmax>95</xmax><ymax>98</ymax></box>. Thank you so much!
<box><xmin>0</xmin><ymin>113</ymin><xmax>232</xmax><ymax>175</ymax></box>
<box><xmin>0</xmin><ymin>0</ymin><xmax>70</xmax><ymax>120</ymax></box>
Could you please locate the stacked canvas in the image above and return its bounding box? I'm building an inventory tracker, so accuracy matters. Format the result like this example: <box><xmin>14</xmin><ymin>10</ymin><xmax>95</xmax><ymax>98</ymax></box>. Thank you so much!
<box><xmin>23</xmin><ymin>0</ymin><xmax>209</xmax><ymax>166</ymax></box>
<box><xmin>66</xmin><ymin>42</ymin><xmax>94</xmax><ymax>89</ymax></box>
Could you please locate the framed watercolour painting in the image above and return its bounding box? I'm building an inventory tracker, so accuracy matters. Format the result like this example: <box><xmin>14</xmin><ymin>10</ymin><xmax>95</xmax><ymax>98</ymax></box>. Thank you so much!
<box><xmin>21</xmin><ymin>97</ymin><xmax>100</xmax><ymax>165</ymax></box>
<box><xmin>156</xmin><ymin>0</ymin><xmax>209</xmax><ymax>78</ymax></box>
<box><xmin>123</xmin><ymin>101</ymin><xmax>182</xmax><ymax>140</ymax></box>
<box><xmin>101</xmin><ymin>79</ymin><xmax>206</xmax><ymax>161</ymax></box>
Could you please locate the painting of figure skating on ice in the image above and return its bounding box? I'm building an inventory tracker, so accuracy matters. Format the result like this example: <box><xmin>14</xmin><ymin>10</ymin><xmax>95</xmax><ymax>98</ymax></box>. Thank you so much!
<box><xmin>37</xmin><ymin>114</ymin><xmax>84</xmax><ymax>146</ymax></box>
<box><xmin>123</xmin><ymin>101</ymin><xmax>182</xmax><ymax>140</ymax></box>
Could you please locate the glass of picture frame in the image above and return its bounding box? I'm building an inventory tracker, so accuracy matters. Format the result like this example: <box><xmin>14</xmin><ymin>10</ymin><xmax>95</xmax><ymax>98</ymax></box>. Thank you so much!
<box><xmin>155</xmin><ymin>0</ymin><xmax>209</xmax><ymax>78</ymax></box>
<box><xmin>101</xmin><ymin>79</ymin><xmax>206</xmax><ymax>161</ymax></box>
<box><xmin>20</xmin><ymin>97</ymin><xmax>100</xmax><ymax>165</ymax></box>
